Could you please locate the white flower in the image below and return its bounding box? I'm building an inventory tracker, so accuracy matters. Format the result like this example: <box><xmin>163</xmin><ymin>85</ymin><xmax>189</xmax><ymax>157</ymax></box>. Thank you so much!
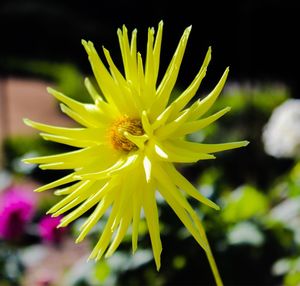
<box><xmin>262</xmin><ymin>99</ymin><xmax>300</xmax><ymax>158</ymax></box>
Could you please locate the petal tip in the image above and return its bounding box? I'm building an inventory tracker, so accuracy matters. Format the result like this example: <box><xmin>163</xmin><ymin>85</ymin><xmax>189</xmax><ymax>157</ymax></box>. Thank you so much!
<box><xmin>75</xmin><ymin>237</ymin><xmax>82</xmax><ymax>244</ymax></box>
<box><xmin>23</xmin><ymin>118</ymin><xmax>33</xmax><ymax>127</ymax></box>
<box><xmin>34</xmin><ymin>187</ymin><xmax>45</xmax><ymax>193</ymax></box>
<box><xmin>156</xmin><ymin>262</ymin><xmax>161</xmax><ymax>271</ymax></box>
<box><xmin>46</xmin><ymin>86</ymin><xmax>55</xmax><ymax>94</ymax></box>
<box><xmin>213</xmin><ymin>204</ymin><xmax>221</xmax><ymax>211</ymax></box>
<box><xmin>21</xmin><ymin>158</ymin><xmax>33</xmax><ymax>164</ymax></box>
<box><xmin>186</xmin><ymin>25</ymin><xmax>192</xmax><ymax>32</ymax></box>
<box><xmin>73</xmin><ymin>175</ymin><xmax>82</xmax><ymax>180</ymax></box>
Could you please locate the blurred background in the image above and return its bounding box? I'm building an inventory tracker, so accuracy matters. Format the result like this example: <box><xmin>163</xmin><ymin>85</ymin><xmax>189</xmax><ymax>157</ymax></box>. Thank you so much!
<box><xmin>0</xmin><ymin>0</ymin><xmax>299</xmax><ymax>285</ymax></box>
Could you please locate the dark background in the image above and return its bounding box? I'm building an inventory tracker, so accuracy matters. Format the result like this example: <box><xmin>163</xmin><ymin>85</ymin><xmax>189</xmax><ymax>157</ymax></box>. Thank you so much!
<box><xmin>0</xmin><ymin>0</ymin><xmax>298</xmax><ymax>96</ymax></box>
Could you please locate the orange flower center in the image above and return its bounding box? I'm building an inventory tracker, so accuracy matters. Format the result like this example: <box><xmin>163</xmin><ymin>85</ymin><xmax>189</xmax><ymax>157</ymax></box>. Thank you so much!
<box><xmin>109</xmin><ymin>116</ymin><xmax>144</xmax><ymax>151</ymax></box>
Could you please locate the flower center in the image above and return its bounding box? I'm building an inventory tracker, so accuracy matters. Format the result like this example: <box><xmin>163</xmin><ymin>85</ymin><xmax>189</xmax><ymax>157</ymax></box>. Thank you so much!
<box><xmin>109</xmin><ymin>116</ymin><xmax>144</xmax><ymax>151</ymax></box>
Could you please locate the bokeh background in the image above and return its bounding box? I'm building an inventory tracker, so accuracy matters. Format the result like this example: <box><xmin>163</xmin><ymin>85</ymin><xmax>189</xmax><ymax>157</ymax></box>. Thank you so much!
<box><xmin>0</xmin><ymin>0</ymin><xmax>299</xmax><ymax>285</ymax></box>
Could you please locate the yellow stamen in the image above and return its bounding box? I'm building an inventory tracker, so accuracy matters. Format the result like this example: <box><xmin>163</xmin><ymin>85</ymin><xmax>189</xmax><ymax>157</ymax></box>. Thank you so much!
<box><xmin>109</xmin><ymin>116</ymin><xmax>144</xmax><ymax>151</ymax></box>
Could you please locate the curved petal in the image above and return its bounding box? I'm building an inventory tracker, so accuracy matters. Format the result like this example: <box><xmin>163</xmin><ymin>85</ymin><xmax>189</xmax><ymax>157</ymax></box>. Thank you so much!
<box><xmin>142</xmin><ymin>181</ymin><xmax>162</xmax><ymax>270</ymax></box>
<box><xmin>76</xmin><ymin>193</ymin><xmax>115</xmax><ymax>243</ymax></box>
<box><xmin>58</xmin><ymin>179</ymin><xmax>117</xmax><ymax>228</ymax></box>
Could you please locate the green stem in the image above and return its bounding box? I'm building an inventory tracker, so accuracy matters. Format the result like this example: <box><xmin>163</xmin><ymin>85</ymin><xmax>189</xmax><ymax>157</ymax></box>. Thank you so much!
<box><xmin>196</xmin><ymin>219</ymin><xmax>223</xmax><ymax>286</ymax></box>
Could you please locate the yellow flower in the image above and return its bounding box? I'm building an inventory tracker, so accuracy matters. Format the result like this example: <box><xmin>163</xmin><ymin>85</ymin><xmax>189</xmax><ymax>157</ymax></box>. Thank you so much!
<box><xmin>24</xmin><ymin>21</ymin><xmax>248</xmax><ymax>285</ymax></box>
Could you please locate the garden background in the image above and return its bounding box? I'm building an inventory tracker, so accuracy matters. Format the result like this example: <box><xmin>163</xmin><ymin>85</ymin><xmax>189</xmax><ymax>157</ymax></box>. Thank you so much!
<box><xmin>0</xmin><ymin>0</ymin><xmax>299</xmax><ymax>285</ymax></box>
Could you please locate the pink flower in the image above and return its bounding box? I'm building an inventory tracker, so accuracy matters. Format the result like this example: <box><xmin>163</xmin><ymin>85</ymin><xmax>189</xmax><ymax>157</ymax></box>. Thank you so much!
<box><xmin>0</xmin><ymin>186</ymin><xmax>36</xmax><ymax>240</ymax></box>
<box><xmin>38</xmin><ymin>215</ymin><xmax>67</xmax><ymax>244</ymax></box>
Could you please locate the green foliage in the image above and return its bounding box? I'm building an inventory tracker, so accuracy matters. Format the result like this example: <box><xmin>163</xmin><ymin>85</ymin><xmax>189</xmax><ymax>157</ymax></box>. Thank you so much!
<box><xmin>214</xmin><ymin>83</ymin><xmax>289</xmax><ymax>115</ymax></box>
<box><xmin>93</xmin><ymin>261</ymin><xmax>111</xmax><ymax>283</ymax></box>
<box><xmin>221</xmin><ymin>185</ymin><xmax>269</xmax><ymax>223</ymax></box>
<box><xmin>2</xmin><ymin>82</ymin><xmax>299</xmax><ymax>285</ymax></box>
<box><xmin>4</xmin><ymin>136</ymin><xmax>47</xmax><ymax>159</ymax></box>
<box><xmin>3</xmin><ymin>135</ymin><xmax>73</xmax><ymax>175</ymax></box>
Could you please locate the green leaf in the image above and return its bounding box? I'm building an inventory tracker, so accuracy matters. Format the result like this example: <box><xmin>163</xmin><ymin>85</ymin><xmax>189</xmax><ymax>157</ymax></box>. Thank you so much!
<box><xmin>93</xmin><ymin>261</ymin><xmax>111</xmax><ymax>283</ymax></box>
<box><xmin>221</xmin><ymin>185</ymin><xmax>268</xmax><ymax>223</ymax></box>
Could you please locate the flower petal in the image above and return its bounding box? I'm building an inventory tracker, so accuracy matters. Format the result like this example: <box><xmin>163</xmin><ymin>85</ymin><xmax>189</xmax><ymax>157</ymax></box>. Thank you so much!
<box><xmin>153</xmin><ymin>21</ymin><xmax>163</xmax><ymax>86</ymax></box>
<box><xmin>167</xmin><ymin>46</ymin><xmax>211</xmax><ymax>121</ymax></box>
<box><xmin>153</xmin><ymin>163</ymin><xmax>208</xmax><ymax>250</ymax></box>
<box><xmin>103</xmin><ymin>47</ymin><xmax>139</xmax><ymax>116</ymax></box>
<box><xmin>142</xmin><ymin>182</ymin><xmax>162</xmax><ymax>270</ymax></box>
<box><xmin>23</xmin><ymin>146</ymin><xmax>101</xmax><ymax>171</ymax></box>
<box><xmin>172</xmin><ymin>107</ymin><xmax>231</xmax><ymax>137</ymax></box>
<box><xmin>34</xmin><ymin>174</ymin><xmax>77</xmax><ymax>192</ymax></box>
<box><xmin>76</xmin><ymin>193</ymin><xmax>115</xmax><ymax>243</ymax></box>
<box><xmin>164</xmin><ymin>163</ymin><xmax>220</xmax><ymax>210</ymax></box>
<box><xmin>84</xmin><ymin>77</ymin><xmax>104</xmax><ymax>103</ymax></box>
<box><xmin>143</xmin><ymin>155</ymin><xmax>152</xmax><ymax>183</ymax></box>
<box><xmin>154</xmin><ymin>141</ymin><xmax>215</xmax><ymax>163</ymax></box>
<box><xmin>149</xmin><ymin>25</ymin><xmax>192</xmax><ymax>119</ymax></box>
<box><xmin>47</xmin><ymin>87</ymin><xmax>108</xmax><ymax>126</ymax></box>
<box><xmin>47</xmin><ymin>180</ymin><xmax>97</xmax><ymax>215</ymax></box>
<box><xmin>124</xmin><ymin>132</ymin><xmax>148</xmax><ymax>150</ymax></box>
<box><xmin>89</xmin><ymin>198</ymin><xmax>120</xmax><ymax>260</ymax></box>
<box><xmin>171</xmin><ymin>139</ymin><xmax>250</xmax><ymax>154</ymax></box>
<box><xmin>188</xmin><ymin>67</ymin><xmax>229</xmax><ymax>121</ymax></box>
<box><xmin>132</xmin><ymin>186</ymin><xmax>142</xmax><ymax>253</ymax></box>
<box><xmin>58</xmin><ymin>179</ymin><xmax>117</xmax><ymax>228</ymax></box>
<box><xmin>59</xmin><ymin>103</ymin><xmax>97</xmax><ymax>127</ymax></box>
<box><xmin>117</xmin><ymin>25</ymin><xmax>137</xmax><ymax>85</ymax></box>
<box><xmin>105</xmin><ymin>207</ymin><xmax>132</xmax><ymax>258</ymax></box>
<box><xmin>82</xmin><ymin>40</ymin><xmax>124</xmax><ymax>113</ymax></box>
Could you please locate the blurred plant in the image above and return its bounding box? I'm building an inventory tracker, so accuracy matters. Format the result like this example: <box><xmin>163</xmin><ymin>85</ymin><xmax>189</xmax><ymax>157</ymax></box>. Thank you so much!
<box><xmin>262</xmin><ymin>99</ymin><xmax>300</xmax><ymax>159</ymax></box>
<box><xmin>4</xmin><ymin>136</ymin><xmax>64</xmax><ymax>174</ymax></box>
<box><xmin>1</xmin><ymin>62</ymin><xmax>298</xmax><ymax>285</ymax></box>
<box><xmin>38</xmin><ymin>215</ymin><xmax>67</xmax><ymax>244</ymax></box>
<box><xmin>0</xmin><ymin>186</ymin><xmax>36</xmax><ymax>242</ymax></box>
<box><xmin>215</xmin><ymin>83</ymin><xmax>289</xmax><ymax>115</ymax></box>
<box><xmin>273</xmin><ymin>256</ymin><xmax>300</xmax><ymax>286</ymax></box>
<box><xmin>266</xmin><ymin>160</ymin><xmax>300</xmax><ymax>286</ymax></box>
<box><xmin>0</xmin><ymin>184</ymin><xmax>36</xmax><ymax>285</ymax></box>
<box><xmin>20</xmin><ymin>238</ymin><xmax>91</xmax><ymax>286</ymax></box>
<box><xmin>221</xmin><ymin>185</ymin><xmax>269</xmax><ymax>224</ymax></box>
